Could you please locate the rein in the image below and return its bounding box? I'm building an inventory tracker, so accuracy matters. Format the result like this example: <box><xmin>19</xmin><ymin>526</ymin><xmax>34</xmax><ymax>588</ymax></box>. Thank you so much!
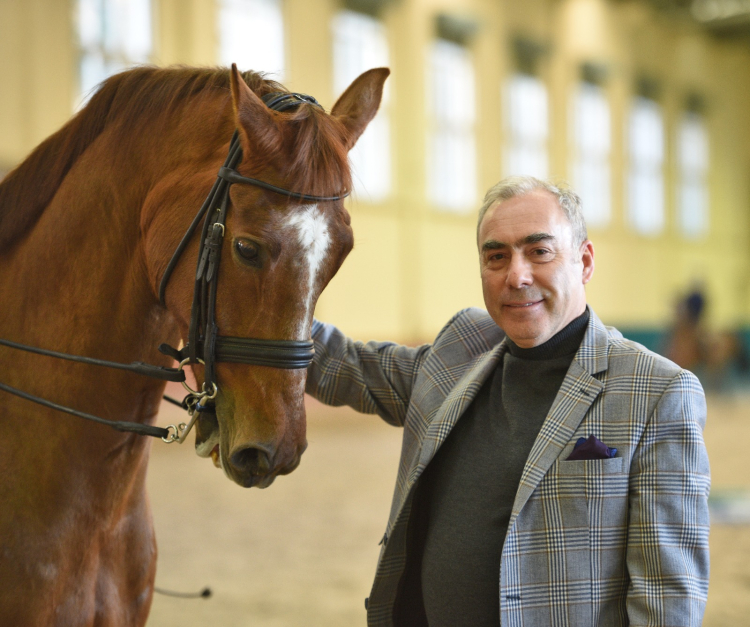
<box><xmin>0</xmin><ymin>91</ymin><xmax>347</xmax><ymax>443</ymax></box>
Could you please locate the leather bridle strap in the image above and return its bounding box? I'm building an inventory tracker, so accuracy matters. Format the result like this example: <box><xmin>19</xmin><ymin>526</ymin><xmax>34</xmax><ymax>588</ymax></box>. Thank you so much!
<box><xmin>217</xmin><ymin>168</ymin><xmax>349</xmax><ymax>203</ymax></box>
<box><xmin>0</xmin><ymin>337</ymin><xmax>186</xmax><ymax>382</ymax></box>
<box><xmin>0</xmin><ymin>380</ymin><xmax>169</xmax><ymax>439</ymax></box>
<box><xmin>157</xmin><ymin>136</ymin><xmax>242</xmax><ymax>306</ymax></box>
<box><xmin>214</xmin><ymin>337</ymin><xmax>315</xmax><ymax>369</ymax></box>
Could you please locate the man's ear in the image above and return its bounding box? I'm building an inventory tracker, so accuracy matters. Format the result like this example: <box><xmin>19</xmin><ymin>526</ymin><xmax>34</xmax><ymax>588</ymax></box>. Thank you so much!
<box><xmin>581</xmin><ymin>240</ymin><xmax>595</xmax><ymax>285</ymax></box>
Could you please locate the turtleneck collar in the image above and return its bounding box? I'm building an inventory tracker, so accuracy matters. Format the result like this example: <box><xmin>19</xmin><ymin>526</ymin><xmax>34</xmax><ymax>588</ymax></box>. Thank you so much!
<box><xmin>506</xmin><ymin>308</ymin><xmax>590</xmax><ymax>361</ymax></box>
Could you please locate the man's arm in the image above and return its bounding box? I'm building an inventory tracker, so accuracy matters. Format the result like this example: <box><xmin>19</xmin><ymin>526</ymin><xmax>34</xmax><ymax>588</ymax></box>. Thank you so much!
<box><xmin>306</xmin><ymin>319</ymin><xmax>432</xmax><ymax>427</ymax></box>
<box><xmin>626</xmin><ymin>369</ymin><xmax>711</xmax><ymax>626</ymax></box>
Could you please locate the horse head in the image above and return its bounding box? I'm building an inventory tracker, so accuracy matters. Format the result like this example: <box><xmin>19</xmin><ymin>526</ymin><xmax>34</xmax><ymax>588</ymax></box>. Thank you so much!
<box><xmin>156</xmin><ymin>65</ymin><xmax>389</xmax><ymax>488</ymax></box>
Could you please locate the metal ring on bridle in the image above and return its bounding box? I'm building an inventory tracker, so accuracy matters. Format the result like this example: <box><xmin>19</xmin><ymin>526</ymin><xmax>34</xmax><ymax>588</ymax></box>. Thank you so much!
<box><xmin>177</xmin><ymin>357</ymin><xmax>203</xmax><ymax>395</ymax></box>
<box><xmin>201</xmin><ymin>381</ymin><xmax>218</xmax><ymax>400</ymax></box>
<box><xmin>176</xmin><ymin>358</ymin><xmax>219</xmax><ymax>401</ymax></box>
<box><xmin>161</xmin><ymin>424</ymin><xmax>180</xmax><ymax>443</ymax></box>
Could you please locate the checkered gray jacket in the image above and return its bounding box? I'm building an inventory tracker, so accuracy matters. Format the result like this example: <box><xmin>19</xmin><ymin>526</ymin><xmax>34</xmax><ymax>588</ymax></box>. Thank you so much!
<box><xmin>306</xmin><ymin>307</ymin><xmax>710</xmax><ymax>627</ymax></box>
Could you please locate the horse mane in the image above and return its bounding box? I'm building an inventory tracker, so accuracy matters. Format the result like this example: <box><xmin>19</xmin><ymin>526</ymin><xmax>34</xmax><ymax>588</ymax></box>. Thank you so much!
<box><xmin>0</xmin><ymin>66</ymin><xmax>351</xmax><ymax>251</ymax></box>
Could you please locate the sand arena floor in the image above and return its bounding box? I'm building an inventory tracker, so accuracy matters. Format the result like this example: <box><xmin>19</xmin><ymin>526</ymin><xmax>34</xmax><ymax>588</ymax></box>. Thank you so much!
<box><xmin>145</xmin><ymin>390</ymin><xmax>750</xmax><ymax>627</ymax></box>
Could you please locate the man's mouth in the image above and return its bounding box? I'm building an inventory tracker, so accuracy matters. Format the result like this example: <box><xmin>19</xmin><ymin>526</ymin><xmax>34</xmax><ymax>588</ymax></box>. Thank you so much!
<box><xmin>503</xmin><ymin>300</ymin><xmax>542</xmax><ymax>308</ymax></box>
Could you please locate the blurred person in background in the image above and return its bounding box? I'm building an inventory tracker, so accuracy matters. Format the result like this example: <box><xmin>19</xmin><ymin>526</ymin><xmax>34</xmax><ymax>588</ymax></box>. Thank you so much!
<box><xmin>306</xmin><ymin>176</ymin><xmax>710</xmax><ymax>627</ymax></box>
<box><xmin>664</xmin><ymin>282</ymin><xmax>707</xmax><ymax>372</ymax></box>
<box><xmin>665</xmin><ymin>282</ymin><xmax>746</xmax><ymax>389</ymax></box>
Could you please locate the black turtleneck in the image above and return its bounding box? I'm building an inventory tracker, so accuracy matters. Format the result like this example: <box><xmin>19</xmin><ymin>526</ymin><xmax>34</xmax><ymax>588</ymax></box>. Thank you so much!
<box><xmin>394</xmin><ymin>309</ymin><xmax>590</xmax><ymax>627</ymax></box>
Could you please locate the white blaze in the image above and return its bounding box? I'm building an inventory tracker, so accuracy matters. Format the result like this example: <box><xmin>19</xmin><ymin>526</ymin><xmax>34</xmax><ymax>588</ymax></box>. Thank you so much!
<box><xmin>283</xmin><ymin>204</ymin><xmax>332</xmax><ymax>337</ymax></box>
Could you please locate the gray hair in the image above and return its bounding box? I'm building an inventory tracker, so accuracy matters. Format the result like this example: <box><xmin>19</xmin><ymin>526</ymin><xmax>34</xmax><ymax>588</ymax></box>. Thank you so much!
<box><xmin>477</xmin><ymin>176</ymin><xmax>588</xmax><ymax>247</ymax></box>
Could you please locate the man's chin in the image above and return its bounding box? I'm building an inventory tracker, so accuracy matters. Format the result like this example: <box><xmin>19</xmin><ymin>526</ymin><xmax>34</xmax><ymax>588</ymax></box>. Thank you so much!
<box><xmin>500</xmin><ymin>321</ymin><xmax>550</xmax><ymax>348</ymax></box>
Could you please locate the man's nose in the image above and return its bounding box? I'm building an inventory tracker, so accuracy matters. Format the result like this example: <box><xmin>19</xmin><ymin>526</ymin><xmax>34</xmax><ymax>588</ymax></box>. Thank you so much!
<box><xmin>506</xmin><ymin>254</ymin><xmax>533</xmax><ymax>288</ymax></box>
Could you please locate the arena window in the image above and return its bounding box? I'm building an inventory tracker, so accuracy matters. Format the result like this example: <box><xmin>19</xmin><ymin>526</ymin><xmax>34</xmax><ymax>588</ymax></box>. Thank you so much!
<box><xmin>76</xmin><ymin>0</ymin><xmax>152</xmax><ymax>108</ymax></box>
<box><xmin>628</xmin><ymin>95</ymin><xmax>665</xmax><ymax>236</ymax></box>
<box><xmin>570</xmin><ymin>81</ymin><xmax>611</xmax><ymax>229</ymax></box>
<box><xmin>503</xmin><ymin>73</ymin><xmax>549</xmax><ymax>180</ymax></box>
<box><xmin>677</xmin><ymin>110</ymin><xmax>709</xmax><ymax>239</ymax></box>
<box><xmin>332</xmin><ymin>9</ymin><xmax>391</xmax><ymax>203</ymax></box>
<box><xmin>218</xmin><ymin>0</ymin><xmax>286</xmax><ymax>80</ymax></box>
<box><xmin>427</xmin><ymin>38</ymin><xmax>477</xmax><ymax>213</ymax></box>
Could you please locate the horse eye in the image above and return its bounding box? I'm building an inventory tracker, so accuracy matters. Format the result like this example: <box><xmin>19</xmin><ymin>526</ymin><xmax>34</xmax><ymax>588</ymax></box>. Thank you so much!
<box><xmin>234</xmin><ymin>239</ymin><xmax>261</xmax><ymax>267</ymax></box>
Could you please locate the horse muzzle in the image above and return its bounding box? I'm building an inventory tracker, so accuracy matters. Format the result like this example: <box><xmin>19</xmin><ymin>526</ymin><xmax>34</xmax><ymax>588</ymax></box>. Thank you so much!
<box><xmin>194</xmin><ymin>407</ymin><xmax>306</xmax><ymax>488</ymax></box>
<box><xmin>225</xmin><ymin>442</ymin><xmax>305</xmax><ymax>488</ymax></box>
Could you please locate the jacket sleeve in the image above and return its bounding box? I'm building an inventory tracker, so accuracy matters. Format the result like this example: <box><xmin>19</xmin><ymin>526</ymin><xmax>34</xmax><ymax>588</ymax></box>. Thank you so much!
<box><xmin>625</xmin><ymin>369</ymin><xmax>711</xmax><ymax>626</ymax></box>
<box><xmin>305</xmin><ymin>319</ymin><xmax>432</xmax><ymax>427</ymax></box>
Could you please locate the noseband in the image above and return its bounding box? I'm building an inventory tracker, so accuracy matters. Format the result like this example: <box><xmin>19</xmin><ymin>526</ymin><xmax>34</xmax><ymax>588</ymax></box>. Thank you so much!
<box><xmin>0</xmin><ymin>91</ymin><xmax>348</xmax><ymax>442</ymax></box>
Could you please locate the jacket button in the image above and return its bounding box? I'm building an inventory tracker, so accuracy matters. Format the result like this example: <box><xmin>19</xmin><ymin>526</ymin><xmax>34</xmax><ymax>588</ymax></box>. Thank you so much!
<box><xmin>364</xmin><ymin>597</ymin><xmax>369</xmax><ymax>610</ymax></box>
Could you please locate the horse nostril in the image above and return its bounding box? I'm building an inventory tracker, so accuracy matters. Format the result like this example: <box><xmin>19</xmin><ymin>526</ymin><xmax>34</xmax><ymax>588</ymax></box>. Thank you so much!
<box><xmin>230</xmin><ymin>446</ymin><xmax>272</xmax><ymax>476</ymax></box>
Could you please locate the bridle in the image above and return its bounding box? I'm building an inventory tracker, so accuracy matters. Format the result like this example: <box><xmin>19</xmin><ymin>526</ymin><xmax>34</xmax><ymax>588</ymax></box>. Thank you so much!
<box><xmin>0</xmin><ymin>91</ymin><xmax>348</xmax><ymax>443</ymax></box>
<box><xmin>156</xmin><ymin>91</ymin><xmax>349</xmax><ymax>440</ymax></box>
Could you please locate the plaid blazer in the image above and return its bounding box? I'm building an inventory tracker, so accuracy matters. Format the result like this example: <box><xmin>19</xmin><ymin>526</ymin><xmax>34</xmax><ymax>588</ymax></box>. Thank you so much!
<box><xmin>306</xmin><ymin>307</ymin><xmax>710</xmax><ymax>627</ymax></box>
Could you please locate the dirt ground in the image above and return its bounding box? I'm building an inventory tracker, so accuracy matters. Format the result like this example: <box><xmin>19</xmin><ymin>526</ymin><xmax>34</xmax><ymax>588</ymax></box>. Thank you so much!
<box><xmin>145</xmin><ymin>391</ymin><xmax>750</xmax><ymax>627</ymax></box>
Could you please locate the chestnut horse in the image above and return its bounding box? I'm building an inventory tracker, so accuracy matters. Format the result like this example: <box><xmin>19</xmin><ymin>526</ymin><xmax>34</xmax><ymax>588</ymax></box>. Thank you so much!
<box><xmin>0</xmin><ymin>64</ymin><xmax>388</xmax><ymax>626</ymax></box>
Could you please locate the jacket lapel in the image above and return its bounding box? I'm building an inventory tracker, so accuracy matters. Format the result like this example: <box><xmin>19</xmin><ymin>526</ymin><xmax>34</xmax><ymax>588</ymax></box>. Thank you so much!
<box><xmin>508</xmin><ymin>309</ymin><xmax>610</xmax><ymax>526</ymax></box>
<box><xmin>417</xmin><ymin>341</ymin><xmax>506</xmax><ymax>470</ymax></box>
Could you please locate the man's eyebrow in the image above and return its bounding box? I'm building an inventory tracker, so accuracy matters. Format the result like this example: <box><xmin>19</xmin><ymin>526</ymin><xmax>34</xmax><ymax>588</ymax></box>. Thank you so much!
<box><xmin>481</xmin><ymin>239</ymin><xmax>505</xmax><ymax>251</ymax></box>
<box><xmin>524</xmin><ymin>232</ymin><xmax>555</xmax><ymax>244</ymax></box>
<box><xmin>481</xmin><ymin>232</ymin><xmax>555</xmax><ymax>251</ymax></box>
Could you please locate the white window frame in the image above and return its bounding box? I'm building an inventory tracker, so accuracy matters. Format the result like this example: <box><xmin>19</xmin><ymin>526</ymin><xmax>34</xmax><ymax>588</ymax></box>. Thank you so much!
<box><xmin>677</xmin><ymin>111</ymin><xmax>709</xmax><ymax>239</ymax></box>
<box><xmin>503</xmin><ymin>73</ymin><xmax>548</xmax><ymax>179</ymax></box>
<box><xmin>332</xmin><ymin>10</ymin><xmax>391</xmax><ymax>203</ymax></box>
<box><xmin>218</xmin><ymin>0</ymin><xmax>286</xmax><ymax>79</ymax></box>
<box><xmin>627</xmin><ymin>96</ymin><xmax>665</xmax><ymax>236</ymax></box>
<box><xmin>426</xmin><ymin>38</ymin><xmax>477</xmax><ymax>213</ymax></box>
<box><xmin>570</xmin><ymin>82</ymin><xmax>611</xmax><ymax>229</ymax></box>
<box><xmin>76</xmin><ymin>0</ymin><xmax>153</xmax><ymax>108</ymax></box>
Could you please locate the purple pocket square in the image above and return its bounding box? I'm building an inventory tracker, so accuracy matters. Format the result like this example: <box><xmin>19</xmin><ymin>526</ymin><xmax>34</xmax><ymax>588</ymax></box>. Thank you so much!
<box><xmin>566</xmin><ymin>435</ymin><xmax>617</xmax><ymax>461</ymax></box>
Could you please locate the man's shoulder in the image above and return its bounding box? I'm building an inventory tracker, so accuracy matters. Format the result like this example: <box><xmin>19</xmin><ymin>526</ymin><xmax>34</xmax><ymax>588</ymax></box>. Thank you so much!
<box><xmin>603</xmin><ymin>324</ymin><xmax>685</xmax><ymax>380</ymax></box>
<box><xmin>432</xmin><ymin>308</ymin><xmax>505</xmax><ymax>354</ymax></box>
<box><xmin>581</xmin><ymin>309</ymin><xmax>693</xmax><ymax>387</ymax></box>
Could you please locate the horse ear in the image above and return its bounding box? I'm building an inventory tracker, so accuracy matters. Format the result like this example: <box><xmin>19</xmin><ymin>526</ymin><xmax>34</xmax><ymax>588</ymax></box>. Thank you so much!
<box><xmin>229</xmin><ymin>63</ymin><xmax>282</xmax><ymax>157</ymax></box>
<box><xmin>331</xmin><ymin>67</ymin><xmax>390</xmax><ymax>151</ymax></box>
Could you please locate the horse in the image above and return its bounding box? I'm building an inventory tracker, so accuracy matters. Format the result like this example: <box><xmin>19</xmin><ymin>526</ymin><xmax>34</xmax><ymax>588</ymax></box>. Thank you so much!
<box><xmin>0</xmin><ymin>63</ymin><xmax>388</xmax><ymax>626</ymax></box>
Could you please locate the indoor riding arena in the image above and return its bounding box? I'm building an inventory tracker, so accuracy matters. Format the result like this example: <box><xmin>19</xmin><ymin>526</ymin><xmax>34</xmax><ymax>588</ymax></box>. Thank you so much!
<box><xmin>2</xmin><ymin>0</ymin><xmax>750</xmax><ymax>626</ymax></box>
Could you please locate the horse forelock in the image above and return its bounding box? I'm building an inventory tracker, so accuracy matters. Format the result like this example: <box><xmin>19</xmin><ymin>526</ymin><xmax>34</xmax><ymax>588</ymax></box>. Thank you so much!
<box><xmin>241</xmin><ymin>105</ymin><xmax>352</xmax><ymax>200</ymax></box>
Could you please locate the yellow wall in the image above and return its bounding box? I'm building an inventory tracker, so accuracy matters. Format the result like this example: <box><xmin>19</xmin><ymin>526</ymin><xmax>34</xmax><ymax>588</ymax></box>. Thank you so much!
<box><xmin>1</xmin><ymin>0</ymin><xmax>749</xmax><ymax>342</ymax></box>
<box><xmin>0</xmin><ymin>0</ymin><xmax>76</xmax><ymax>167</ymax></box>
<box><xmin>320</xmin><ymin>0</ymin><xmax>750</xmax><ymax>340</ymax></box>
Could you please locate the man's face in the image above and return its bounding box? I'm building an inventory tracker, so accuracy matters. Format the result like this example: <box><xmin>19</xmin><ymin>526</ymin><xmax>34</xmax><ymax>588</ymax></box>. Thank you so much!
<box><xmin>478</xmin><ymin>190</ymin><xmax>595</xmax><ymax>348</ymax></box>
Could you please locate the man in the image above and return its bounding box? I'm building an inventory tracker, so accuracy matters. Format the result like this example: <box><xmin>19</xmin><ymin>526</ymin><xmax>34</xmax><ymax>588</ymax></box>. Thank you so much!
<box><xmin>306</xmin><ymin>176</ymin><xmax>710</xmax><ymax>626</ymax></box>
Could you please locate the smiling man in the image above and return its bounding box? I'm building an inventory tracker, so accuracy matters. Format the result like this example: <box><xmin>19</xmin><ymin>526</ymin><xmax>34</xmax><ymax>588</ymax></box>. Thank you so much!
<box><xmin>478</xmin><ymin>185</ymin><xmax>594</xmax><ymax>348</ymax></box>
<box><xmin>307</xmin><ymin>176</ymin><xmax>710</xmax><ymax>627</ymax></box>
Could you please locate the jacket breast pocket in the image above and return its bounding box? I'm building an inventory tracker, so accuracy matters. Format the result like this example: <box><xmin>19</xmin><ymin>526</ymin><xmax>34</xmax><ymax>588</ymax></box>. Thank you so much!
<box><xmin>552</xmin><ymin>457</ymin><xmax>628</xmax><ymax>514</ymax></box>
<box><xmin>539</xmin><ymin>457</ymin><xmax>628</xmax><ymax>530</ymax></box>
<box><xmin>556</xmin><ymin>456</ymin><xmax>624</xmax><ymax>476</ymax></box>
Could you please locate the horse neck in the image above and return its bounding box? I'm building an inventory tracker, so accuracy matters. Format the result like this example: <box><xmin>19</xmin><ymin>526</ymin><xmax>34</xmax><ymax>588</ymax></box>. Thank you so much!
<box><xmin>1</xmin><ymin>97</ymin><xmax>232</xmax><ymax>427</ymax></box>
